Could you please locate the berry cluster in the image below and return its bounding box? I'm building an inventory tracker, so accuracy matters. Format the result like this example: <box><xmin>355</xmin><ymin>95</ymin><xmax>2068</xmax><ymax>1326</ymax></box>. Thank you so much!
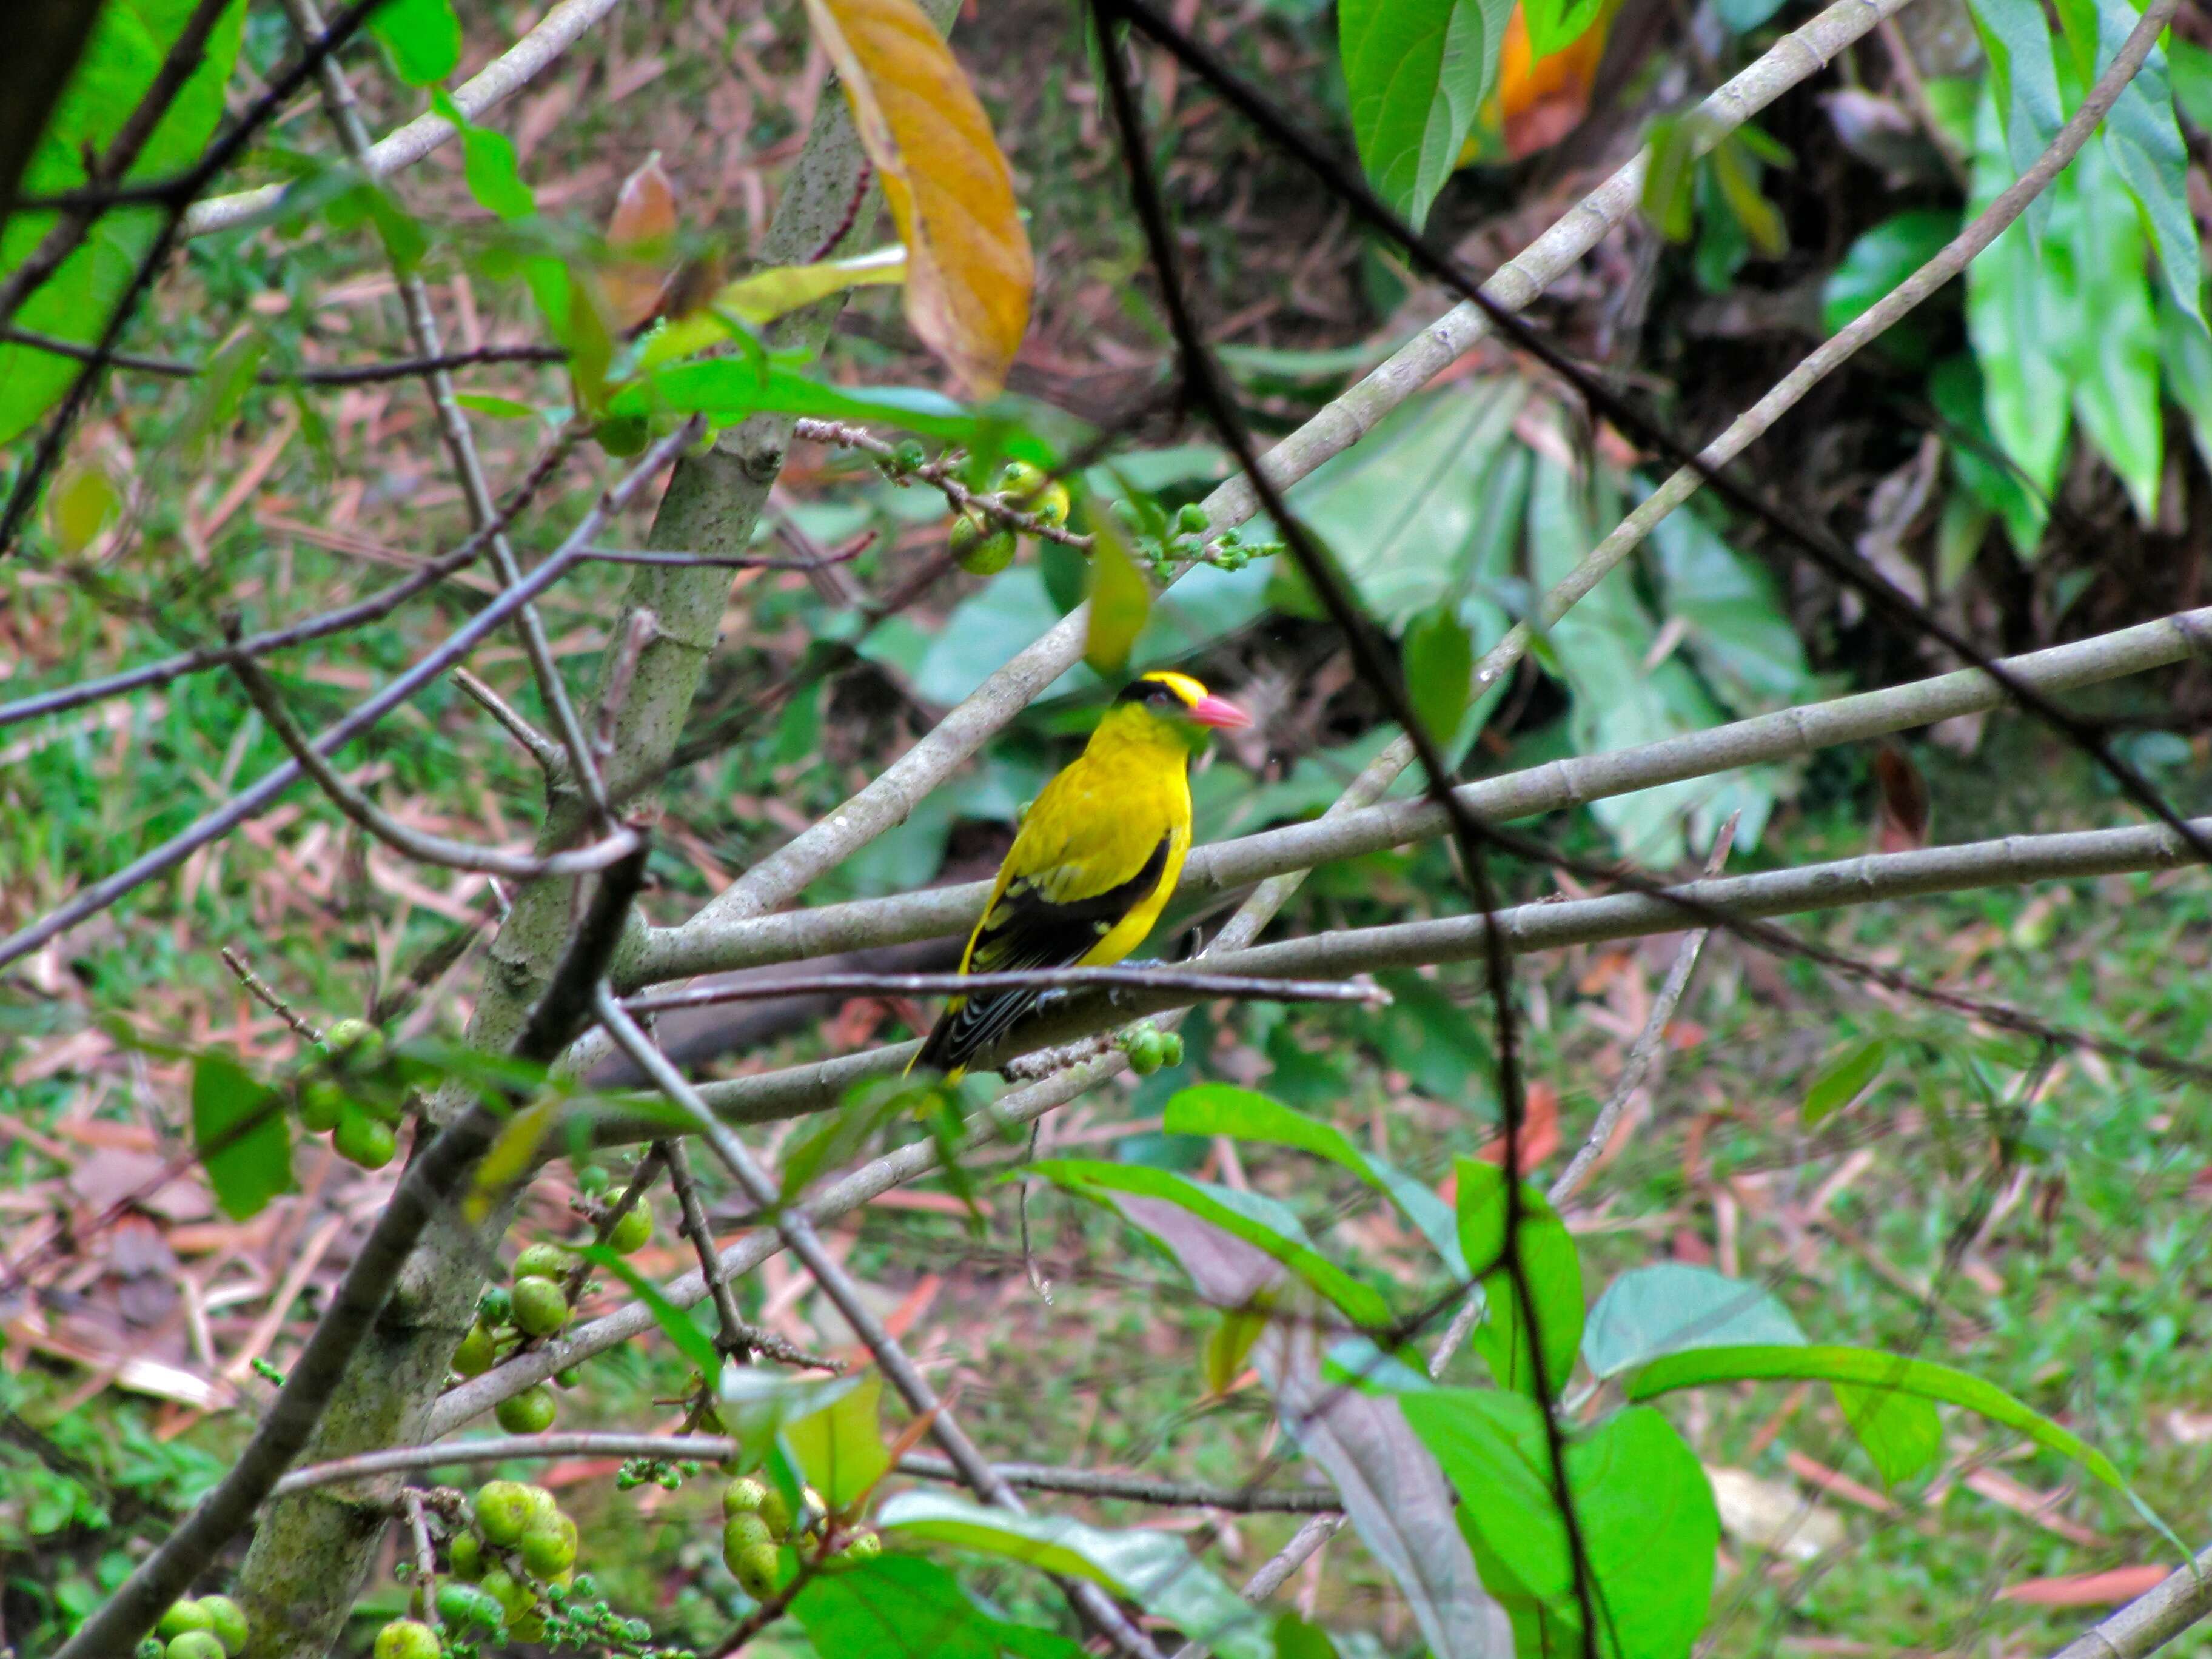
<box><xmin>1118</xmin><ymin>1024</ymin><xmax>1186</xmax><ymax>1075</ymax></box>
<box><xmin>452</xmin><ymin>1204</ymin><xmax>653</xmax><ymax>1431</ymax></box>
<box><xmin>720</xmin><ymin>1476</ymin><xmax>879</xmax><ymax>1602</ymax></box>
<box><xmin>293</xmin><ymin>1017</ymin><xmax>406</xmax><ymax>1169</ymax></box>
<box><xmin>1113</xmin><ymin>501</ymin><xmax>1284</xmax><ymax>582</ymax></box>
<box><xmin>949</xmin><ymin>460</ymin><xmax>1074</xmax><ymax>575</ymax></box>
<box><xmin>138</xmin><ymin>1595</ymin><xmax>248</xmax><ymax>1659</ymax></box>
<box><xmin>615</xmin><ymin>1455</ymin><xmax>705</xmax><ymax>1492</ymax></box>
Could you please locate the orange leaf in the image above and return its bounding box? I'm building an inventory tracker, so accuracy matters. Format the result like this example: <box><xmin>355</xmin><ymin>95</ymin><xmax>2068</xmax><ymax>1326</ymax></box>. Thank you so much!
<box><xmin>1997</xmin><ymin>1567</ymin><xmax>2170</xmax><ymax>1606</ymax></box>
<box><xmin>803</xmin><ymin>0</ymin><xmax>1033</xmax><ymax>394</ymax></box>
<box><xmin>606</xmin><ymin>153</ymin><xmax>681</xmax><ymax>327</ymax></box>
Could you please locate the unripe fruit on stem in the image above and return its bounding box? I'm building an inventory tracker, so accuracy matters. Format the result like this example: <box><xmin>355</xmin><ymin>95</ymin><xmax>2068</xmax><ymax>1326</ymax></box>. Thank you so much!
<box><xmin>998</xmin><ymin>461</ymin><xmax>1071</xmax><ymax>527</ymax></box>
<box><xmin>723</xmin><ymin>1513</ymin><xmax>773</xmax><ymax>1558</ymax></box>
<box><xmin>496</xmin><ymin>1385</ymin><xmax>557</xmax><ymax>1433</ymax></box>
<box><xmin>449</xmin><ymin>1531</ymin><xmax>484</xmax><ymax>1580</ymax></box>
<box><xmin>333</xmin><ymin>1107</ymin><xmax>396</xmax><ymax>1169</ymax></box>
<box><xmin>298</xmin><ymin>1080</ymin><xmax>344</xmax><ymax>1133</ymax></box>
<box><xmin>196</xmin><ymin>1597</ymin><xmax>249</xmax><ymax>1655</ymax></box>
<box><xmin>1158</xmin><ymin>1031</ymin><xmax>1185</xmax><ymax>1068</ymax></box>
<box><xmin>478</xmin><ymin>1285</ymin><xmax>512</xmax><ymax>1327</ymax></box>
<box><xmin>520</xmin><ymin>1484</ymin><xmax>561</xmax><ymax>1524</ymax></box>
<box><xmin>731</xmin><ymin>1541</ymin><xmax>781</xmax><ymax>1600</ymax></box>
<box><xmin>435</xmin><ymin>1583</ymin><xmax>503</xmax><ymax>1630</ymax></box>
<box><xmin>372</xmin><ymin>1620</ymin><xmax>440</xmax><ymax>1659</ymax></box>
<box><xmin>845</xmin><ymin>1530</ymin><xmax>882</xmax><ymax>1563</ymax></box>
<box><xmin>156</xmin><ymin>1604</ymin><xmax>212</xmax><ymax>1640</ymax></box>
<box><xmin>512</xmin><ymin>1242</ymin><xmax>575</xmax><ymax>1281</ymax></box>
<box><xmin>555</xmin><ymin>1366</ymin><xmax>582</xmax><ymax>1387</ymax></box>
<box><xmin>520</xmin><ymin>1512</ymin><xmax>579</xmax><ymax>1577</ymax></box>
<box><xmin>452</xmin><ymin>1322</ymin><xmax>496</xmax><ymax>1377</ymax></box>
<box><xmin>757</xmin><ymin>1482</ymin><xmax>795</xmax><ymax>1540</ymax></box>
<box><xmin>510</xmin><ymin>1276</ymin><xmax>570</xmax><ymax>1336</ymax></box>
<box><xmin>595</xmin><ymin>414</ymin><xmax>649</xmax><ymax>457</ymax></box>
<box><xmin>324</xmin><ymin>1017</ymin><xmax>383</xmax><ymax>1062</ymax></box>
<box><xmin>474</xmin><ymin>1480</ymin><xmax>535</xmax><ymax>1546</ymax></box>
<box><xmin>576</xmin><ymin>1164</ymin><xmax>611</xmax><ymax>1196</ymax></box>
<box><xmin>723</xmin><ymin>1476</ymin><xmax>769</xmax><ymax>1518</ymax></box>
<box><xmin>480</xmin><ymin>1568</ymin><xmax>536</xmax><ymax>1624</ymax></box>
<box><xmin>950</xmin><ymin>508</ymin><xmax>1015</xmax><ymax>575</ymax></box>
<box><xmin>608</xmin><ymin>1203</ymin><xmax>652</xmax><ymax>1254</ymax></box>
<box><xmin>166</xmin><ymin>1635</ymin><xmax>224</xmax><ymax>1659</ymax></box>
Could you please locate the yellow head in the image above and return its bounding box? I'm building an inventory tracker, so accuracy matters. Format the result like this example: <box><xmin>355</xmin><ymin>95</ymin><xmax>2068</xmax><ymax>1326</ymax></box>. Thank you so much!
<box><xmin>1091</xmin><ymin>670</ymin><xmax>1252</xmax><ymax>755</ymax></box>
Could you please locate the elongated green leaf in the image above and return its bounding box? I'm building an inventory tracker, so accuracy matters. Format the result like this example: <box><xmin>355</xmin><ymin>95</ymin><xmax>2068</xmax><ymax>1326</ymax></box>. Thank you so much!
<box><xmin>369</xmin><ymin>0</ymin><xmax>462</xmax><ymax>85</ymax></box>
<box><xmin>1821</xmin><ymin>209</ymin><xmax>1960</xmax><ymax>337</ymax></box>
<box><xmin>641</xmin><ymin>247</ymin><xmax>908</xmax><ymax>366</ymax></box>
<box><xmin>1581</xmin><ymin>1264</ymin><xmax>1805</xmax><ymax>1379</ymax></box>
<box><xmin>1928</xmin><ymin>354</ymin><xmax>2047</xmax><ymax>557</ymax></box>
<box><xmin>1164</xmin><ymin>1084</ymin><xmax>1464</xmax><ymax>1272</ymax></box>
<box><xmin>1030</xmin><ymin>1158</ymin><xmax>1392</xmax><ymax>1329</ymax></box>
<box><xmin>1803</xmin><ymin>1038</ymin><xmax>1887</xmax><ymax>1125</ymax></box>
<box><xmin>1523</xmin><ymin>0</ymin><xmax>1612</xmax><ymax>57</ymax></box>
<box><xmin>192</xmin><ymin>1054</ymin><xmax>293</xmax><ymax>1221</ymax></box>
<box><xmin>1456</xmin><ymin>1157</ymin><xmax>1583</xmax><ymax>1397</ymax></box>
<box><xmin>1338</xmin><ymin>0</ymin><xmax>1506</xmax><ymax>228</ymax></box>
<box><xmin>2085</xmin><ymin>0</ymin><xmax>2204</xmax><ymax>330</ymax></box>
<box><xmin>1399</xmin><ymin>1390</ymin><xmax>1719</xmax><ymax>1659</ymax></box>
<box><xmin>794</xmin><ymin>1554</ymin><xmax>1084</xmax><ymax>1659</ymax></box>
<box><xmin>785</xmin><ymin>1371</ymin><xmax>889</xmax><ymax>1512</ymax></box>
<box><xmin>1404</xmin><ymin>603</ymin><xmax>1475</xmax><ymax>746</ymax></box>
<box><xmin>1085</xmin><ymin>515</ymin><xmax>1152</xmax><ymax>679</ymax></box>
<box><xmin>2060</xmin><ymin>137</ymin><xmax>2161</xmax><ymax>521</ymax></box>
<box><xmin>429</xmin><ymin>89</ymin><xmax>534</xmax><ymax>220</ymax></box>
<box><xmin>2160</xmin><ymin>292</ymin><xmax>2212</xmax><ymax>474</ymax></box>
<box><xmin>609</xmin><ymin>359</ymin><xmax>977</xmax><ymax>438</ymax></box>
<box><xmin>1625</xmin><ymin>1343</ymin><xmax>2185</xmax><ymax>1552</ymax></box>
<box><xmin>1965</xmin><ymin>0</ymin><xmax>2062</xmax><ymax>243</ymax></box>
<box><xmin>0</xmin><ymin>0</ymin><xmax>248</xmax><ymax>447</ymax></box>
<box><xmin>876</xmin><ymin>1492</ymin><xmax>1272</xmax><ymax>1659</ymax></box>
<box><xmin>1834</xmin><ymin>1381</ymin><xmax>1943</xmax><ymax>1484</ymax></box>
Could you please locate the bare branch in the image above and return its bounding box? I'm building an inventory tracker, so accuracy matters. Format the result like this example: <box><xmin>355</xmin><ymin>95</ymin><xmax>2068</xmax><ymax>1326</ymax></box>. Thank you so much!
<box><xmin>220</xmin><ymin>946</ymin><xmax>325</xmax><ymax>1044</ymax></box>
<box><xmin>894</xmin><ymin>1453</ymin><xmax>1341</xmax><ymax>1514</ymax></box>
<box><xmin>0</xmin><ymin>324</ymin><xmax>564</xmax><ymax>383</ymax></box>
<box><xmin>623</xmin><ymin>965</ymin><xmax>1389</xmax><ymax>1016</ymax></box>
<box><xmin>792</xmin><ymin>417</ymin><xmax>1093</xmax><ymax>549</ymax></box>
<box><xmin>659</xmin><ymin>1138</ymin><xmax>751</xmax><ymax>1358</ymax></box>
<box><xmin>451</xmin><ymin>667</ymin><xmax>567</xmax><ymax>777</ymax></box>
<box><xmin>2048</xmin><ymin>1544</ymin><xmax>2212</xmax><ymax>1659</ymax></box>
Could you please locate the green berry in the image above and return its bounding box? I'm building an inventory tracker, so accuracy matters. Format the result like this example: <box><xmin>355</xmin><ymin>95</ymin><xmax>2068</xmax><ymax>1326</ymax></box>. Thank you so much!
<box><xmin>157</xmin><ymin>1604</ymin><xmax>213</xmax><ymax>1640</ymax></box>
<box><xmin>333</xmin><ymin>1106</ymin><xmax>396</xmax><ymax>1170</ymax></box>
<box><xmin>1123</xmin><ymin>1027</ymin><xmax>1167</xmax><ymax>1075</ymax></box>
<box><xmin>608</xmin><ymin>1203</ymin><xmax>652</xmax><ymax>1254</ymax></box>
<box><xmin>575</xmin><ymin>1164</ymin><xmax>611</xmax><ymax>1196</ymax></box>
<box><xmin>555</xmin><ymin>1366</ymin><xmax>582</xmax><ymax>1387</ymax></box>
<box><xmin>520</xmin><ymin>1484</ymin><xmax>560</xmax><ymax>1523</ymax></box>
<box><xmin>496</xmin><ymin>1386</ymin><xmax>557</xmax><ymax>1434</ymax></box>
<box><xmin>730</xmin><ymin>1540</ymin><xmax>781</xmax><ymax>1600</ymax></box>
<box><xmin>723</xmin><ymin>1513</ymin><xmax>773</xmax><ymax>1562</ymax></box>
<box><xmin>139</xmin><ymin>1641</ymin><xmax>164</xmax><ymax>1659</ymax></box>
<box><xmin>510</xmin><ymin>1276</ymin><xmax>570</xmax><ymax>1336</ymax></box>
<box><xmin>298</xmin><ymin>1079</ymin><xmax>344</xmax><ymax>1133</ymax></box>
<box><xmin>512</xmin><ymin>1242</ymin><xmax>575</xmax><ymax>1281</ymax></box>
<box><xmin>452</xmin><ymin>1322</ymin><xmax>496</xmax><ymax>1377</ymax></box>
<box><xmin>166</xmin><ymin>1635</ymin><xmax>224</xmax><ymax>1659</ymax></box>
<box><xmin>449</xmin><ymin>1530</ymin><xmax>484</xmax><ymax>1581</ymax></box>
<box><xmin>196</xmin><ymin>1596</ymin><xmax>248</xmax><ymax>1656</ymax></box>
<box><xmin>998</xmin><ymin>461</ymin><xmax>1071</xmax><ymax>526</ymax></box>
<box><xmin>1158</xmin><ymin>1031</ymin><xmax>1185</xmax><ymax>1068</ymax></box>
<box><xmin>520</xmin><ymin>1512</ymin><xmax>578</xmax><ymax>1578</ymax></box>
<box><xmin>480</xmin><ymin>1567</ymin><xmax>536</xmax><ymax>1624</ymax></box>
<box><xmin>950</xmin><ymin>508</ymin><xmax>1016</xmax><ymax>575</ymax></box>
<box><xmin>437</xmin><ymin>1581</ymin><xmax>503</xmax><ymax>1629</ymax></box>
<box><xmin>757</xmin><ymin>1482</ymin><xmax>794</xmax><ymax>1540</ymax></box>
<box><xmin>594</xmin><ymin>414</ymin><xmax>649</xmax><ymax>457</ymax></box>
<box><xmin>1175</xmin><ymin>503</ymin><xmax>1210</xmax><ymax>534</ymax></box>
<box><xmin>723</xmin><ymin>1476</ymin><xmax>768</xmax><ymax>1518</ymax></box>
<box><xmin>474</xmin><ymin>1480</ymin><xmax>535</xmax><ymax>1546</ymax></box>
<box><xmin>373</xmin><ymin>1619</ymin><xmax>440</xmax><ymax>1659</ymax></box>
<box><xmin>478</xmin><ymin>1285</ymin><xmax>513</xmax><ymax>1327</ymax></box>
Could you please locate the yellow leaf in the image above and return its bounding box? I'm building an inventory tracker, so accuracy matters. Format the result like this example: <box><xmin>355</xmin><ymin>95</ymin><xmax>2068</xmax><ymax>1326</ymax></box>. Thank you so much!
<box><xmin>468</xmin><ymin>1099</ymin><xmax>555</xmax><ymax>1223</ymax></box>
<box><xmin>803</xmin><ymin>0</ymin><xmax>1033</xmax><ymax>395</ymax></box>
<box><xmin>1202</xmin><ymin>1305</ymin><xmax>1268</xmax><ymax>1398</ymax></box>
<box><xmin>638</xmin><ymin>246</ymin><xmax>908</xmax><ymax>369</ymax></box>
<box><xmin>47</xmin><ymin>465</ymin><xmax>118</xmax><ymax>552</ymax></box>
<box><xmin>1084</xmin><ymin>513</ymin><xmax>1152</xmax><ymax>679</ymax></box>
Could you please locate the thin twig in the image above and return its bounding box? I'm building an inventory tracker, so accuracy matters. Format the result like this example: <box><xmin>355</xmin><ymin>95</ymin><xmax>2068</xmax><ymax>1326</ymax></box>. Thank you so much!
<box><xmin>220</xmin><ymin>947</ymin><xmax>324</xmax><ymax>1044</ymax></box>
<box><xmin>791</xmin><ymin>418</ymin><xmax>1094</xmax><ymax>550</ymax></box>
<box><xmin>591</xmin><ymin>990</ymin><xmax>1167</xmax><ymax>1659</ymax></box>
<box><xmin>594</xmin><ymin>609</ymin><xmax>660</xmax><ymax>771</ymax></box>
<box><xmin>894</xmin><ymin>1453</ymin><xmax>1339</xmax><ymax>1513</ymax></box>
<box><xmin>622</xmin><ymin>966</ymin><xmax>1390</xmax><ymax>1016</ymax></box>
<box><xmin>660</xmin><ymin>1139</ymin><xmax>751</xmax><ymax>1357</ymax></box>
<box><xmin>1549</xmin><ymin>812</ymin><xmax>1739</xmax><ymax>1208</ymax></box>
<box><xmin>451</xmin><ymin>667</ymin><xmax>566</xmax><ymax>777</ymax></box>
<box><xmin>578</xmin><ymin>539</ymin><xmax>872</xmax><ymax>571</ymax></box>
<box><xmin>272</xmin><ymin>1434</ymin><xmax>740</xmax><ymax>1497</ymax></box>
<box><xmin>403</xmin><ymin>1492</ymin><xmax>441</xmax><ymax>1628</ymax></box>
<box><xmin>0</xmin><ymin>325</ymin><xmax>565</xmax><ymax>383</ymax></box>
<box><xmin>2048</xmin><ymin>1543</ymin><xmax>2212</xmax><ymax>1659</ymax></box>
<box><xmin>228</xmin><ymin>651</ymin><xmax>642</xmax><ymax>879</ymax></box>
<box><xmin>0</xmin><ymin>421</ymin><xmax>699</xmax><ymax>974</ymax></box>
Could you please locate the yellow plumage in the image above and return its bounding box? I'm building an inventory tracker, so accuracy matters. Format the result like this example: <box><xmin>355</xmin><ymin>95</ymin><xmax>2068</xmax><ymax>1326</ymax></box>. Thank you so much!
<box><xmin>910</xmin><ymin>670</ymin><xmax>1249</xmax><ymax>1081</ymax></box>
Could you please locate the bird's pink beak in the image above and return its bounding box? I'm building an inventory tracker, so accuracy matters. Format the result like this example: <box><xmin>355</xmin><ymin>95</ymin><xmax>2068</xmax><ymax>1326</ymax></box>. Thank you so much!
<box><xmin>1186</xmin><ymin>694</ymin><xmax>1253</xmax><ymax>730</ymax></box>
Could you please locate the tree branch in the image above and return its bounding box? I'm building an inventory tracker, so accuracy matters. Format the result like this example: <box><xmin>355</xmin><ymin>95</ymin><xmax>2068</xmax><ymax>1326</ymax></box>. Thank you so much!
<box><xmin>2048</xmin><ymin>1545</ymin><xmax>2212</xmax><ymax>1659</ymax></box>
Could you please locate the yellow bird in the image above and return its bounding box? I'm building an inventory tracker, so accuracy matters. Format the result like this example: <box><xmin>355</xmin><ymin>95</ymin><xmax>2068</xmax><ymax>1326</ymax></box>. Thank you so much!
<box><xmin>910</xmin><ymin>669</ymin><xmax>1252</xmax><ymax>1081</ymax></box>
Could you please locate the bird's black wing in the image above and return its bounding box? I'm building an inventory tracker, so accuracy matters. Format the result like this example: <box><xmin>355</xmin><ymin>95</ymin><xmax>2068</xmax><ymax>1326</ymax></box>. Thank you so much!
<box><xmin>914</xmin><ymin>832</ymin><xmax>1173</xmax><ymax>1075</ymax></box>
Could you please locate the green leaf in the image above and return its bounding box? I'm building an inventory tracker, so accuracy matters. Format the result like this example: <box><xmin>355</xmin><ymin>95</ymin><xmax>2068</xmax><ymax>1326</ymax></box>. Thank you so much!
<box><xmin>785</xmin><ymin>1371</ymin><xmax>890</xmax><ymax>1512</ymax></box>
<box><xmin>2059</xmin><ymin>138</ymin><xmax>2162</xmax><ymax>522</ymax></box>
<box><xmin>719</xmin><ymin>1368</ymin><xmax>870</xmax><ymax>1467</ymax></box>
<box><xmin>1399</xmin><ymin>1390</ymin><xmax>1719</xmax><ymax>1659</ymax></box>
<box><xmin>1522</xmin><ymin>0</ymin><xmax>1610</xmax><ymax>57</ymax></box>
<box><xmin>1624</xmin><ymin>1344</ymin><xmax>2188</xmax><ymax>1554</ymax></box>
<box><xmin>429</xmin><ymin>89</ymin><xmax>534</xmax><ymax>220</ymax></box>
<box><xmin>1706</xmin><ymin>136</ymin><xmax>1786</xmax><ymax>258</ymax></box>
<box><xmin>794</xmin><ymin>1554</ymin><xmax>1084</xmax><ymax>1659</ymax></box>
<box><xmin>369</xmin><ymin>0</ymin><xmax>463</xmax><ymax>85</ymax></box>
<box><xmin>451</xmin><ymin>392</ymin><xmax>537</xmax><ymax>419</ymax></box>
<box><xmin>1644</xmin><ymin>493</ymin><xmax>1813</xmax><ymax>714</ymax></box>
<box><xmin>1802</xmin><ymin>1038</ymin><xmax>1886</xmax><ymax>1125</ymax></box>
<box><xmin>1338</xmin><ymin>0</ymin><xmax>1506</xmax><ymax>228</ymax></box>
<box><xmin>2170</xmin><ymin>37</ymin><xmax>2212</xmax><ymax>132</ymax></box>
<box><xmin>1821</xmin><ymin>209</ymin><xmax>1960</xmax><ymax>338</ymax></box>
<box><xmin>1203</xmin><ymin>1305</ymin><xmax>1270</xmax><ymax>1396</ymax></box>
<box><xmin>1581</xmin><ymin>1264</ymin><xmax>1805</xmax><ymax>1378</ymax></box>
<box><xmin>1455</xmin><ymin>1156</ymin><xmax>1583</xmax><ymax>1397</ymax></box>
<box><xmin>1640</xmin><ymin>113</ymin><xmax>1699</xmax><ymax>243</ymax></box>
<box><xmin>1403</xmin><ymin>603</ymin><xmax>1474</xmax><ymax>747</ymax></box>
<box><xmin>1963</xmin><ymin>87</ymin><xmax>2070</xmax><ymax>558</ymax></box>
<box><xmin>875</xmin><ymin>1492</ymin><xmax>1273</xmax><ymax>1659</ymax></box>
<box><xmin>1834</xmin><ymin>1381</ymin><xmax>1943</xmax><ymax>1484</ymax></box>
<box><xmin>1084</xmin><ymin>513</ymin><xmax>1153</xmax><ymax>679</ymax></box>
<box><xmin>1029</xmin><ymin>1158</ymin><xmax>1393</xmax><ymax>1329</ymax></box>
<box><xmin>640</xmin><ymin>247</ymin><xmax>908</xmax><ymax>365</ymax></box>
<box><xmin>2160</xmin><ymin>290</ymin><xmax>2212</xmax><ymax>475</ymax></box>
<box><xmin>2085</xmin><ymin>0</ymin><xmax>2204</xmax><ymax>331</ymax></box>
<box><xmin>1164</xmin><ymin>1084</ymin><xmax>1465</xmax><ymax>1273</ymax></box>
<box><xmin>1928</xmin><ymin>355</ymin><xmax>2047</xmax><ymax>557</ymax></box>
<box><xmin>0</xmin><ymin>0</ymin><xmax>249</xmax><ymax>447</ymax></box>
<box><xmin>578</xmin><ymin>1243</ymin><xmax>723</xmax><ymax>1378</ymax></box>
<box><xmin>609</xmin><ymin>360</ymin><xmax>981</xmax><ymax>440</ymax></box>
<box><xmin>190</xmin><ymin>1054</ymin><xmax>293</xmax><ymax>1221</ymax></box>
<box><xmin>1965</xmin><ymin>0</ymin><xmax>2063</xmax><ymax>244</ymax></box>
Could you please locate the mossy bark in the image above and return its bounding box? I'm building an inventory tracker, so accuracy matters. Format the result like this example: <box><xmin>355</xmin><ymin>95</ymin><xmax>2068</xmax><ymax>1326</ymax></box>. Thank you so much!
<box><xmin>227</xmin><ymin>13</ymin><xmax>957</xmax><ymax>1643</ymax></box>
